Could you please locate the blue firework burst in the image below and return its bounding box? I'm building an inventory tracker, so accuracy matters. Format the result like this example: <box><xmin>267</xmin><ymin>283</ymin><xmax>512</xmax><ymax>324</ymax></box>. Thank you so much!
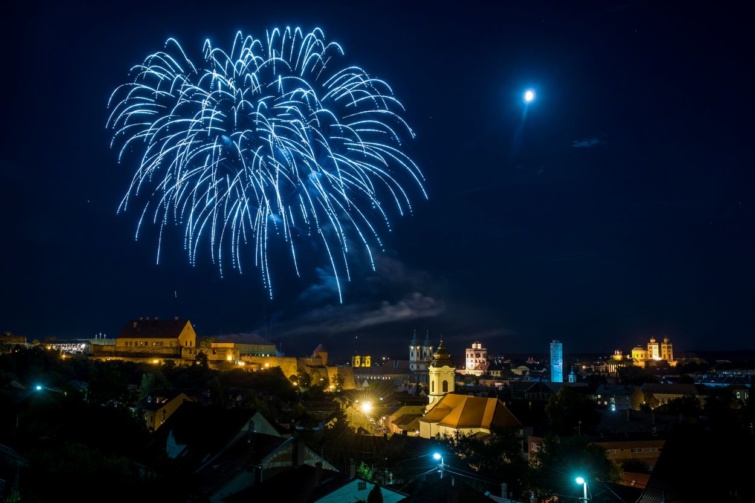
<box><xmin>106</xmin><ymin>27</ymin><xmax>426</xmax><ymax>301</ymax></box>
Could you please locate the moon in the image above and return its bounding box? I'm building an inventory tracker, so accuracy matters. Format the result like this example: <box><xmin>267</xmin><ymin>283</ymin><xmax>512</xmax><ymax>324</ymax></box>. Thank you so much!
<box><xmin>524</xmin><ymin>89</ymin><xmax>535</xmax><ymax>103</ymax></box>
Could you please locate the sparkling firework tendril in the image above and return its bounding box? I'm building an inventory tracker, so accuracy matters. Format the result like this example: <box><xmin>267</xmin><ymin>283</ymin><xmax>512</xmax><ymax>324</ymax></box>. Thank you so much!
<box><xmin>106</xmin><ymin>27</ymin><xmax>427</xmax><ymax>301</ymax></box>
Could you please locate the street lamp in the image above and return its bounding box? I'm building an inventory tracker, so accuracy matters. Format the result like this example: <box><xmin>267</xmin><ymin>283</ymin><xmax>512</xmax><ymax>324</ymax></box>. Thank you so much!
<box><xmin>433</xmin><ymin>452</ymin><xmax>445</xmax><ymax>479</ymax></box>
<box><xmin>575</xmin><ymin>476</ymin><xmax>588</xmax><ymax>502</ymax></box>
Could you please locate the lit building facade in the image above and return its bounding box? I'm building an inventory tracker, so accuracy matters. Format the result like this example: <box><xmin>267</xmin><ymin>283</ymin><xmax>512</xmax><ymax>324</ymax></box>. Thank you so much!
<box><xmin>460</xmin><ymin>341</ymin><xmax>489</xmax><ymax>376</ymax></box>
<box><xmin>630</xmin><ymin>337</ymin><xmax>676</xmax><ymax>368</ymax></box>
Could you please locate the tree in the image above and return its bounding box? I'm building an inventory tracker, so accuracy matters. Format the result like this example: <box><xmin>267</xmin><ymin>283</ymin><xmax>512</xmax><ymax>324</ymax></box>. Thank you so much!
<box><xmin>544</xmin><ymin>386</ymin><xmax>600</xmax><ymax>436</ymax></box>
<box><xmin>654</xmin><ymin>394</ymin><xmax>701</xmax><ymax>418</ymax></box>
<box><xmin>367</xmin><ymin>483</ymin><xmax>383</xmax><ymax>503</ymax></box>
<box><xmin>195</xmin><ymin>351</ymin><xmax>209</xmax><ymax>369</ymax></box>
<box><xmin>333</xmin><ymin>370</ymin><xmax>345</xmax><ymax>391</ymax></box>
<box><xmin>356</xmin><ymin>461</ymin><xmax>374</xmax><ymax>481</ymax></box>
<box><xmin>197</xmin><ymin>336</ymin><xmax>217</xmax><ymax>348</ymax></box>
<box><xmin>703</xmin><ymin>387</ymin><xmax>742</xmax><ymax>432</ymax></box>
<box><xmin>527</xmin><ymin>433</ymin><xmax>622</xmax><ymax>501</ymax></box>
<box><xmin>138</xmin><ymin>370</ymin><xmax>169</xmax><ymax>400</ymax></box>
<box><xmin>442</xmin><ymin>427</ymin><xmax>528</xmax><ymax>498</ymax></box>
<box><xmin>296</xmin><ymin>370</ymin><xmax>312</xmax><ymax>390</ymax></box>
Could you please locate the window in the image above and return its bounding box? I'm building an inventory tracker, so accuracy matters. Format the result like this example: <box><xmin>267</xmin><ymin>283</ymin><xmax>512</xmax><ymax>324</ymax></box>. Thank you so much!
<box><xmin>442</xmin><ymin>380</ymin><xmax>448</xmax><ymax>393</ymax></box>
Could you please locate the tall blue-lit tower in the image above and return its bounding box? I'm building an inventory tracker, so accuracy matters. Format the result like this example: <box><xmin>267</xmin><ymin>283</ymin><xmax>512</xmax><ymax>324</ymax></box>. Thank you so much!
<box><xmin>550</xmin><ymin>340</ymin><xmax>563</xmax><ymax>383</ymax></box>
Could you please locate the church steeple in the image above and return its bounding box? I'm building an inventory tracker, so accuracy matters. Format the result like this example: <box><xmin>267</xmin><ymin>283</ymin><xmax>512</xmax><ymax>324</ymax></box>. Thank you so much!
<box><xmin>409</xmin><ymin>330</ymin><xmax>421</xmax><ymax>371</ymax></box>
<box><xmin>421</xmin><ymin>330</ymin><xmax>433</xmax><ymax>362</ymax></box>
<box><xmin>431</xmin><ymin>339</ymin><xmax>453</xmax><ymax>368</ymax></box>
<box><xmin>426</xmin><ymin>338</ymin><xmax>455</xmax><ymax>413</ymax></box>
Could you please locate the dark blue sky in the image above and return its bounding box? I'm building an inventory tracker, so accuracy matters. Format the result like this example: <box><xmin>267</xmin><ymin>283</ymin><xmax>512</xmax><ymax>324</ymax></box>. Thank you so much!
<box><xmin>2</xmin><ymin>0</ymin><xmax>753</xmax><ymax>361</ymax></box>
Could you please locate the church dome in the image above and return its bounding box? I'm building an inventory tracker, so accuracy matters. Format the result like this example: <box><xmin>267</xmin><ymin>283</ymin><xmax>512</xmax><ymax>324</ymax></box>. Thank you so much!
<box><xmin>431</xmin><ymin>340</ymin><xmax>453</xmax><ymax>368</ymax></box>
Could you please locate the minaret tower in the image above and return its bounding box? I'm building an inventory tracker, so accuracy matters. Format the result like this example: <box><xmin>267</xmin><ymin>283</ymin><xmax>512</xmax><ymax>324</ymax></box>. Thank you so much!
<box><xmin>426</xmin><ymin>339</ymin><xmax>455</xmax><ymax>413</ymax></box>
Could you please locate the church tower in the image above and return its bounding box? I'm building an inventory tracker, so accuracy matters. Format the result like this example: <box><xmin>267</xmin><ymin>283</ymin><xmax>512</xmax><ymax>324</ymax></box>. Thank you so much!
<box><xmin>421</xmin><ymin>331</ymin><xmax>433</xmax><ymax>366</ymax></box>
<box><xmin>409</xmin><ymin>330</ymin><xmax>421</xmax><ymax>371</ymax></box>
<box><xmin>409</xmin><ymin>331</ymin><xmax>434</xmax><ymax>384</ymax></box>
<box><xmin>660</xmin><ymin>337</ymin><xmax>673</xmax><ymax>362</ymax></box>
<box><xmin>426</xmin><ymin>339</ymin><xmax>455</xmax><ymax>413</ymax></box>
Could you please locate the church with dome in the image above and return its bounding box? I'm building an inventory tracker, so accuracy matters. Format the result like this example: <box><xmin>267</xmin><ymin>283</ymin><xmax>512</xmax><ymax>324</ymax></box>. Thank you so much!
<box><xmin>610</xmin><ymin>336</ymin><xmax>678</xmax><ymax>369</ymax></box>
<box><xmin>417</xmin><ymin>338</ymin><xmax>522</xmax><ymax>439</ymax></box>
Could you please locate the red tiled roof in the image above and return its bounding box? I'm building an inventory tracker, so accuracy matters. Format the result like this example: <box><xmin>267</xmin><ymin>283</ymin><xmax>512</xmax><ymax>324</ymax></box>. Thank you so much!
<box><xmin>420</xmin><ymin>394</ymin><xmax>522</xmax><ymax>429</ymax></box>
<box><xmin>117</xmin><ymin>319</ymin><xmax>192</xmax><ymax>339</ymax></box>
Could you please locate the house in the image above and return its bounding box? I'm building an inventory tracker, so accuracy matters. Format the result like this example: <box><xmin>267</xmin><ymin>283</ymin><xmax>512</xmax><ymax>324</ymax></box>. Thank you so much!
<box><xmin>227</xmin><ymin>462</ymin><xmax>408</xmax><ymax>503</ymax></box>
<box><xmin>418</xmin><ymin>394</ymin><xmax>522</xmax><ymax>439</ymax></box>
<box><xmin>134</xmin><ymin>390</ymin><xmax>194</xmax><ymax>432</ymax></box>
<box><xmin>194</xmin><ymin>432</ymin><xmax>337</xmax><ymax>501</ymax></box>
<box><xmin>487</xmin><ymin>362</ymin><xmax>506</xmax><ymax>378</ymax></box>
<box><xmin>593</xmin><ymin>409</ymin><xmax>681</xmax><ymax>439</ymax></box>
<box><xmin>594</xmin><ymin>384</ymin><xmax>644</xmax><ymax>411</ymax></box>
<box><xmin>352</xmin><ymin>360</ymin><xmax>415</xmax><ymax>388</ymax></box>
<box><xmin>640</xmin><ymin>383</ymin><xmax>700</xmax><ymax>406</ymax></box>
<box><xmin>211</xmin><ymin>333</ymin><xmax>276</xmax><ymax>357</ymax></box>
<box><xmin>383</xmin><ymin>397</ymin><xmax>427</xmax><ymax>436</ymax></box>
<box><xmin>151</xmin><ymin>401</ymin><xmax>336</xmax><ymax>501</ymax></box>
<box><xmin>92</xmin><ymin>317</ymin><xmax>199</xmax><ymax>361</ymax></box>
<box><xmin>238</xmin><ymin>345</ymin><xmax>357</xmax><ymax>391</ymax></box>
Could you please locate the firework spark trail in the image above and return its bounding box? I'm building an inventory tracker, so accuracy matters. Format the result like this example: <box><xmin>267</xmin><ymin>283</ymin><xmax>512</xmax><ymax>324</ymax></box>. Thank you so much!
<box><xmin>107</xmin><ymin>27</ymin><xmax>426</xmax><ymax>301</ymax></box>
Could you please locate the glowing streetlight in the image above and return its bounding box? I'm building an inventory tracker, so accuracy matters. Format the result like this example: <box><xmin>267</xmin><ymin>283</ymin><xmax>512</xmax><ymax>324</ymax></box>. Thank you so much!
<box><xmin>575</xmin><ymin>476</ymin><xmax>588</xmax><ymax>502</ymax></box>
<box><xmin>524</xmin><ymin>89</ymin><xmax>535</xmax><ymax>103</ymax></box>
<box><xmin>433</xmin><ymin>452</ymin><xmax>445</xmax><ymax>479</ymax></box>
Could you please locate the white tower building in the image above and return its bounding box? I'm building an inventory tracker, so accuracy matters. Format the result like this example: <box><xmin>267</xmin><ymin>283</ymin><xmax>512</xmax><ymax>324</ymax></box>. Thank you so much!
<box><xmin>464</xmin><ymin>341</ymin><xmax>489</xmax><ymax>376</ymax></box>
<box><xmin>427</xmin><ymin>340</ymin><xmax>455</xmax><ymax>413</ymax></box>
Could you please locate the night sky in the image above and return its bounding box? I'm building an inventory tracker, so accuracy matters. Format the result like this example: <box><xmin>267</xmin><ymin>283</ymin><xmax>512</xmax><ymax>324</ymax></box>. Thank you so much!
<box><xmin>2</xmin><ymin>1</ymin><xmax>753</xmax><ymax>360</ymax></box>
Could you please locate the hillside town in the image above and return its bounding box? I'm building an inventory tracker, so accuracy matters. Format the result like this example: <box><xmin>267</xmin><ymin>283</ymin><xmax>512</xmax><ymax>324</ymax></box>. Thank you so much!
<box><xmin>1</xmin><ymin>321</ymin><xmax>754</xmax><ymax>502</ymax></box>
